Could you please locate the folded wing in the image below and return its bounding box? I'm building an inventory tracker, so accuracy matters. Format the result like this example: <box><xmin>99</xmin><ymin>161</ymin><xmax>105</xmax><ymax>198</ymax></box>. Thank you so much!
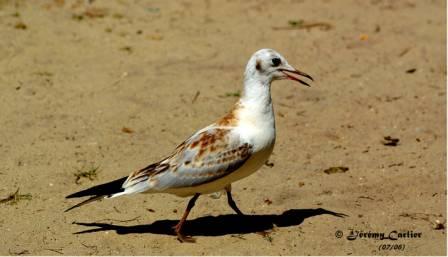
<box><xmin>122</xmin><ymin>127</ymin><xmax>253</xmax><ymax>193</ymax></box>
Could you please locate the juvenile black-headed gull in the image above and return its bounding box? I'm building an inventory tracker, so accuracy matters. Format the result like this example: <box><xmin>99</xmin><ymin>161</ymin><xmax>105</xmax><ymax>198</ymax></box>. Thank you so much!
<box><xmin>65</xmin><ymin>48</ymin><xmax>313</xmax><ymax>242</ymax></box>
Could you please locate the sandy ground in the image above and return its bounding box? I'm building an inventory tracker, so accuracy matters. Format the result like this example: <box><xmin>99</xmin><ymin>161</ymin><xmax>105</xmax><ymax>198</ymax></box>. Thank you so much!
<box><xmin>0</xmin><ymin>0</ymin><xmax>446</xmax><ymax>255</ymax></box>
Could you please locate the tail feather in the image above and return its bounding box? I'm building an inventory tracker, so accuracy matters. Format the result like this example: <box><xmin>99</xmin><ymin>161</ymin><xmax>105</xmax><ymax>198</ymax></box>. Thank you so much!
<box><xmin>64</xmin><ymin>195</ymin><xmax>105</xmax><ymax>212</ymax></box>
<box><xmin>65</xmin><ymin>176</ymin><xmax>127</xmax><ymax>212</ymax></box>
<box><xmin>66</xmin><ymin>177</ymin><xmax>127</xmax><ymax>198</ymax></box>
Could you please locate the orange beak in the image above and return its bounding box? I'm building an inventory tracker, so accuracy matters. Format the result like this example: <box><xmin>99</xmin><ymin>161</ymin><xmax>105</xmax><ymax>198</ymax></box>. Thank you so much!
<box><xmin>278</xmin><ymin>68</ymin><xmax>314</xmax><ymax>87</ymax></box>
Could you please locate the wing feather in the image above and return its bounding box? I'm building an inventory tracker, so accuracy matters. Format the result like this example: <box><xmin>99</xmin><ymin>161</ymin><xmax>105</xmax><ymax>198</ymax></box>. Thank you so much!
<box><xmin>123</xmin><ymin>127</ymin><xmax>252</xmax><ymax>192</ymax></box>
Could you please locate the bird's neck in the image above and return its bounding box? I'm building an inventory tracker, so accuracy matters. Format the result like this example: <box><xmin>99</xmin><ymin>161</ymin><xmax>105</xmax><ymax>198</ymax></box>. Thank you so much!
<box><xmin>233</xmin><ymin>77</ymin><xmax>275</xmax><ymax>151</ymax></box>
<box><xmin>241</xmin><ymin>77</ymin><xmax>272</xmax><ymax>109</ymax></box>
<box><xmin>237</xmin><ymin>77</ymin><xmax>275</xmax><ymax>129</ymax></box>
<box><xmin>216</xmin><ymin>72</ymin><xmax>275</xmax><ymax>132</ymax></box>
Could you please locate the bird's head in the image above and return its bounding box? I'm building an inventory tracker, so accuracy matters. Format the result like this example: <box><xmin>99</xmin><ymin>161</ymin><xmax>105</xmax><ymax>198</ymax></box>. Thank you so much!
<box><xmin>245</xmin><ymin>48</ymin><xmax>313</xmax><ymax>87</ymax></box>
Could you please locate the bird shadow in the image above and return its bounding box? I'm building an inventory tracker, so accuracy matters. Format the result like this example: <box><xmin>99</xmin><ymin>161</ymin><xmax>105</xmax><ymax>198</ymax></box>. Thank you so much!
<box><xmin>73</xmin><ymin>208</ymin><xmax>348</xmax><ymax>237</ymax></box>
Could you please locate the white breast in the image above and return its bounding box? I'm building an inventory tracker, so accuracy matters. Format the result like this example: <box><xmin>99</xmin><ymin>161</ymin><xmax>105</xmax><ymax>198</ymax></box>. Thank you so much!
<box><xmin>165</xmin><ymin>103</ymin><xmax>276</xmax><ymax>197</ymax></box>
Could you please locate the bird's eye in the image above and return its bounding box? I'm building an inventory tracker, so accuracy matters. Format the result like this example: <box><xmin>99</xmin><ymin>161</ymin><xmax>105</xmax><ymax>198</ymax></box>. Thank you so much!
<box><xmin>272</xmin><ymin>58</ymin><xmax>281</xmax><ymax>67</ymax></box>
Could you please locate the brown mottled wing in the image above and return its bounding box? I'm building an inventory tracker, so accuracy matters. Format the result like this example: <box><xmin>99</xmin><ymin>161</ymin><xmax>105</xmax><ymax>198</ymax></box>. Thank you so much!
<box><xmin>123</xmin><ymin>127</ymin><xmax>253</xmax><ymax>192</ymax></box>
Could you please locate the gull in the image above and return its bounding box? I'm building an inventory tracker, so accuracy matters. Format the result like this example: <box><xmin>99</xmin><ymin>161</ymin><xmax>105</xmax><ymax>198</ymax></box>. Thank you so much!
<box><xmin>65</xmin><ymin>48</ymin><xmax>313</xmax><ymax>242</ymax></box>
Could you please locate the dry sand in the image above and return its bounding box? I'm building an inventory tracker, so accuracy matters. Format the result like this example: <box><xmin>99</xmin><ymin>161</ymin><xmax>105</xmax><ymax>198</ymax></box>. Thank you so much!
<box><xmin>0</xmin><ymin>0</ymin><xmax>446</xmax><ymax>255</ymax></box>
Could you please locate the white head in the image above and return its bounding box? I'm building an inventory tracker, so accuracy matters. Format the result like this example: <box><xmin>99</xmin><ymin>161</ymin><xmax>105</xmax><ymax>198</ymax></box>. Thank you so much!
<box><xmin>244</xmin><ymin>48</ymin><xmax>313</xmax><ymax>87</ymax></box>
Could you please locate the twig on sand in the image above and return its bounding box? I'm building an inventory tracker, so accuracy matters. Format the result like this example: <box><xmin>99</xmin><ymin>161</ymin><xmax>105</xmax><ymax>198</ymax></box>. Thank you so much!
<box><xmin>272</xmin><ymin>20</ymin><xmax>333</xmax><ymax>31</ymax></box>
<box><xmin>74</xmin><ymin>165</ymin><xmax>100</xmax><ymax>184</ymax></box>
<box><xmin>94</xmin><ymin>216</ymin><xmax>141</xmax><ymax>223</ymax></box>
<box><xmin>45</xmin><ymin>248</ymin><xmax>64</xmax><ymax>255</ymax></box>
<box><xmin>0</xmin><ymin>188</ymin><xmax>32</xmax><ymax>205</ymax></box>
<box><xmin>81</xmin><ymin>242</ymin><xmax>98</xmax><ymax>255</ymax></box>
<box><xmin>192</xmin><ymin>90</ymin><xmax>200</xmax><ymax>103</ymax></box>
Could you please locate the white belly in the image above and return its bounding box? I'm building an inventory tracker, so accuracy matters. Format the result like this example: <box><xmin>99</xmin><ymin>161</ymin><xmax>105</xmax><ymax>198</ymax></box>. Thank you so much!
<box><xmin>164</xmin><ymin>100</ymin><xmax>276</xmax><ymax>197</ymax></box>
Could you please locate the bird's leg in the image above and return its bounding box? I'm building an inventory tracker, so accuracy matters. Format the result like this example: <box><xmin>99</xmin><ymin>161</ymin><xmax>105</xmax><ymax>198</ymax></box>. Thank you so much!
<box><xmin>225</xmin><ymin>185</ymin><xmax>244</xmax><ymax>215</ymax></box>
<box><xmin>174</xmin><ymin>193</ymin><xmax>200</xmax><ymax>243</ymax></box>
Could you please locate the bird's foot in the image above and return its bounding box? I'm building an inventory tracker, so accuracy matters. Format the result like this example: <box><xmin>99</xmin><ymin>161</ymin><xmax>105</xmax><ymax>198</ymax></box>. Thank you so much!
<box><xmin>173</xmin><ymin>224</ymin><xmax>196</xmax><ymax>243</ymax></box>
<box><xmin>176</xmin><ymin>231</ymin><xmax>196</xmax><ymax>243</ymax></box>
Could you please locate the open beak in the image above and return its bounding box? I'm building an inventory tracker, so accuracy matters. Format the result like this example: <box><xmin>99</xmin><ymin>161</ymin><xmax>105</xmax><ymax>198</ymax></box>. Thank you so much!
<box><xmin>278</xmin><ymin>67</ymin><xmax>314</xmax><ymax>87</ymax></box>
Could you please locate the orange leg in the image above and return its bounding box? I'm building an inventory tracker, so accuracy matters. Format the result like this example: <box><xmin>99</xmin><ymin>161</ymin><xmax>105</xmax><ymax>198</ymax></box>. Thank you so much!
<box><xmin>174</xmin><ymin>193</ymin><xmax>200</xmax><ymax>243</ymax></box>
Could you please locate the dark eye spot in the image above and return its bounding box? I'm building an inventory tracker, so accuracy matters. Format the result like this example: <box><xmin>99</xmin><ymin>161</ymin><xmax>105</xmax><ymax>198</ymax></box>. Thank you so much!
<box><xmin>272</xmin><ymin>58</ymin><xmax>281</xmax><ymax>67</ymax></box>
<box><xmin>255</xmin><ymin>59</ymin><xmax>262</xmax><ymax>71</ymax></box>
